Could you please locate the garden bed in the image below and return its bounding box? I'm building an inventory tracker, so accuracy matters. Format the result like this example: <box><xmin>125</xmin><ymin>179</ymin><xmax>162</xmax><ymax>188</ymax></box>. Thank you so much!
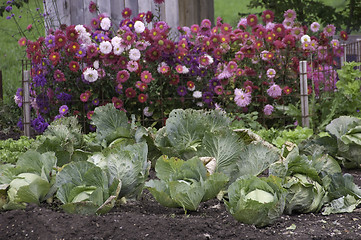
<box><xmin>1</xmin><ymin>168</ymin><xmax>361</xmax><ymax>240</ymax></box>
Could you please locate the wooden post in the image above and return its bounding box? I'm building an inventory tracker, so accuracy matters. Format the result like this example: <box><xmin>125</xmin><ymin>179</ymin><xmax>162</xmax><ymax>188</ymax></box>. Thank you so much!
<box><xmin>358</xmin><ymin>39</ymin><xmax>361</xmax><ymax>71</ymax></box>
<box><xmin>23</xmin><ymin>70</ymin><xmax>31</xmax><ymax>137</ymax></box>
<box><xmin>0</xmin><ymin>70</ymin><xmax>3</xmax><ymax>101</ymax></box>
<box><xmin>341</xmin><ymin>43</ymin><xmax>346</xmax><ymax>67</ymax></box>
<box><xmin>299</xmin><ymin>61</ymin><xmax>309</xmax><ymax>128</ymax></box>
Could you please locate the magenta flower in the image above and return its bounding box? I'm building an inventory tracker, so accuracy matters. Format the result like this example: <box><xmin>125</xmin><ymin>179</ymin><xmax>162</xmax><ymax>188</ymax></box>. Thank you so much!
<box><xmin>323</xmin><ymin>24</ymin><xmax>336</xmax><ymax>37</ymax></box>
<box><xmin>284</xmin><ymin>9</ymin><xmax>296</xmax><ymax>20</ymax></box>
<box><xmin>214</xmin><ymin>85</ymin><xmax>224</xmax><ymax>95</ymax></box>
<box><xmin>141</xmin><ymin>71</ymin><xmax>153</xmax><ymax>83</ymax></box>
<box><xmin>127</xmin><ymin>60</ymin><xmax>139</xmax><ymax>72</ymax></box>
<box><xmin>117</xmin><ymin>70</ymin><xmax>130</xmax><ymax>83</ymax></box>
<box><xmin>54</xmin><ymin>70</ymin><xmax>65</xmax><ymax>82</ymax></box>
<box><xmin>122</xmin><ymin>8</ymin><xmax>132</xmax><ymax>18</ymax></box>
<box><xmin>89</xmin><ymin>1</ymin><xmax>97</xmax><ymax>13</ymax></box>
<box><xmin>125</xmin><ymin>87</ymin><xmax>136</xmax><ymax>98</ymax></box>
<box><xmin>112</xmin><ymin>97</ymin><xmax>124</xmax><ymax>109</ymax></box>
<box><xmin>80</xmin><ymin>92</ymin><xmax>90</xmax><ymax>102</ymax></box>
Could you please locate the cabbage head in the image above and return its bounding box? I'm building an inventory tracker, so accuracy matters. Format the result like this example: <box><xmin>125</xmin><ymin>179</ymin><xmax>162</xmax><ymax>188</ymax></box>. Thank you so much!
<box><xmin>224</xmin><ymin>175</ymin><xmax>286</xmax><ymax>227</ymax></box>
<box><xmin>55</xmin><ymin>161</ymin><xmax>121</xmax><ymax>215</ymax></box>
<box><xmin>283</xmin><ymin>174</ymin><xmax>327</xmax><ymax>214</ymax></box>
<box><xmin>5</xmin><ymin>173</ymin><xmax>51</xmax><ymax>210</ymax></box>
<box><xmin>145</xmin><ymin>155</ymin><xmax>229</xmax><ymax>212</ymax></box>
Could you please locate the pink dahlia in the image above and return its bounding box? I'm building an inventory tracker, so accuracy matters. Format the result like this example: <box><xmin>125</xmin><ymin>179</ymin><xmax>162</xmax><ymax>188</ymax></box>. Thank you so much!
<box><xmin>267</xmin><ymin>84</ymin><xmax>282</xmax><ymax>98</ymax></box>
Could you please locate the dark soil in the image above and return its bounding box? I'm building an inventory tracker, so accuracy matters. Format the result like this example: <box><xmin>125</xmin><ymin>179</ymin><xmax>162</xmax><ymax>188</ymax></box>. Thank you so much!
<box><xmin>1</xmin><ymin>133</ymin><xmax>361</xmax><ymax>240</ymax></box>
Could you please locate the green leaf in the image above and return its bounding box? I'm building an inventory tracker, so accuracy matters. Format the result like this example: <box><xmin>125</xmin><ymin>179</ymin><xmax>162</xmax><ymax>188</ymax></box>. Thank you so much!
<box><xmin>200</xmin><ymin>131</ymin><xmax>244</xmax><ymax>176</ymax></box>
<box><xmin>56</xmin><ymin>161</ymin><xmax>97</xmax><ymax>188</ymax></box>
<box><xmin>55</xmin><ymin>160</ymin><xmax>120</xmax><ymax>214</ymax></box>
<box><xmin>234</xmin><ymin>142</ymin><xmax>280</xmax><ymax>181</ymax></box>
<box><xmin>169</xmin><ymin>180</ymin><xmax>205</xmax><ymax>211</ymax></box>
<box><xmin>322</xmin><ymin>195</ymin><xmax>361</xmax><ymax>215</ymax></box>
<box><xmin>202</xmin><ymin>173</ymin><xmax>229</xmax><ymax>202</ymax></box>
<box><xmin>145</xmin><ymin>179</ymin><xmax>180</xmax><ymax>208</ymax></box>
<box><xmin>7</xmin><ymin>173</ymin><xmax>50</xmax><ymax>205</ymax></box>
<box><xmin>91</xmin><ymin>103</ymin><xmax>132</xmax><ymax>144</ymax></box>
<box><xmin>154</xmin><ymin>155</ymin><xmax>185</xmax><ymax>182</ymax></box>
<box><xmin>0</xmin><ymin>164</ymin><xmax>16</xmax><ymax>184</ymax></box>
<box><xmin>325</xmin><ymin>173</ymin><xmax>361</xmax><ymax>200</ymax></box>
<box><xmin>283</xmin><ymin>174</ymin><xmax>327</xmax><ymax>214</ymax></box>
<box><xmin>104</xmin><ymin>142</ymin><xmax>150</xmax><ymax>199</ymax></box>
<box><xmin>326</xmin><ymin>116</ymin><xmax>361</xmax><ymax>139</ymax></box>
<box><xmin>155</xmin><ymin>109</ymin><xmax>231</xmax><ymax>159</ymax></box>
<box><xmin>16</xmin><ymin>150</ymin><xmax>57</xmax><ymax>182</ymax></box>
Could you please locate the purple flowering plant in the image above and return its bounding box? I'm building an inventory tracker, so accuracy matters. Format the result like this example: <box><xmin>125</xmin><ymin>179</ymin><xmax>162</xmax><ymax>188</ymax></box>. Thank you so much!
<box><xmin>13</xmin><ymin>0</ymin><xmax>348</xmax><ymax>132</ymax></box>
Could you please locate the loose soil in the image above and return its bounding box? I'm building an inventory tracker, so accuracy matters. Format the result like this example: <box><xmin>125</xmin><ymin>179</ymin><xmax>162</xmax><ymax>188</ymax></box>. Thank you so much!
<box><xmin>1</xmin><ymin>132</ymin><xmax>361</xmax><ymax>239</ymax></box>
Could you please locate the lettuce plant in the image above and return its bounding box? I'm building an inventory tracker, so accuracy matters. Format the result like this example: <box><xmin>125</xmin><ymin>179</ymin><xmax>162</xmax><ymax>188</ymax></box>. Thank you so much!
<box><xmin>145</xmin><ymin>155</ymin><xmax>229</xmax><ymax>212</ymax></box>
<box><xmin>224</xmin><ymin>175</ymin><xmax>286</xmax><ymax>227</ymax></box>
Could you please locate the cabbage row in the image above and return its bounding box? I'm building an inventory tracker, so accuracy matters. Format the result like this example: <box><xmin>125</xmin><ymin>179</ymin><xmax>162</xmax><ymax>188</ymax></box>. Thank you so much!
<box><xmin>1</xmin><ymin>104</ymin><xmax>361</xmax><ymax>227</ymax></box>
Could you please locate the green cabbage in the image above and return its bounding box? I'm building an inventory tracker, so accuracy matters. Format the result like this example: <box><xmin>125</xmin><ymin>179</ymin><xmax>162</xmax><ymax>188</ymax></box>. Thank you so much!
<box><xmin>283</xmin><ymin>174</ymin><xmax>327</xmax><ymax>214</ymax></box>
<box><xmin>154</xmin><ymin>109</ymin><xmax>231</xmax><ymax>159</ymax></box>
<box><xmin>4</xmin><ymin>173</ymin><xmax>51</xmax><ymax>209</ymax></box>
<box><xmin>88</xmin><ymin>142</ymin><xmax>150</xmax><ymax>199</ymax></box>
<box><xmin>145</xmin><ymin>156</ymin><xmax>229</xmax><ymax>212</ymax></box>
<box><xmin>55</xmin><ymin>161</ymin><xmax>121</xmax><ymax>215</ymax></box>
<box><xmin>325</xmin><ymin>116</ymin><xmax>361</xmax><ymax>168</ymax></box>
<box><xmin>224</xmin><ymin>175</ymin><xmax>286</xmax><ymax>227</ymax></box>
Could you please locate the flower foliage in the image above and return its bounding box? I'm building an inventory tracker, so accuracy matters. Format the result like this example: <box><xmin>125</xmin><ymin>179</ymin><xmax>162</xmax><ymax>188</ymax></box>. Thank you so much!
<box><xmin>15</xmin><ymin>2</ymin><xmax>346</xmax><ymax>132</ymax></box>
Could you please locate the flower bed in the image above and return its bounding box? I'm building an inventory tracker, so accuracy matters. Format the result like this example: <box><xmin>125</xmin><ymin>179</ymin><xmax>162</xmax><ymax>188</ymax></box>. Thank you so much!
<box><xmin>13</xmin><ymin>1</ymin><xmax>347</xmax><ymax>133</ymax></box>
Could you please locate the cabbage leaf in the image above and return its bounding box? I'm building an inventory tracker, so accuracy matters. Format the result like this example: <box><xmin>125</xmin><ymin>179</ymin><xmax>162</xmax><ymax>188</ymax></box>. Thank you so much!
<box><xmin>154</xmin><ymin>109</ymin><xmax>231</xmax><ymax>159</ymax></box>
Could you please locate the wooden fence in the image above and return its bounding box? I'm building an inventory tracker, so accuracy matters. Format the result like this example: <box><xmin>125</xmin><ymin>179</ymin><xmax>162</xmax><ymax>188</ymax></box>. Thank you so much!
<box><xmin>44</xmin><ymin>0</ymin><xmax>214</xmax><ymax>33</ymax></box>
<box><xmin>341</xmin><ymin>39</ymin><xmax>361</xmax><ymax>67</ymax></box>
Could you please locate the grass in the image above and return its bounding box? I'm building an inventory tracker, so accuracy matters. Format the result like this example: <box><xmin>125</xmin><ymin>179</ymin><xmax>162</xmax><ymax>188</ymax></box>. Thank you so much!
<box><xmin>0</xmin><ymin>0</ymin><xmax>44</xmax><ymax>104</ymax></box>
<box><xmin>214</xmin><ymin>0</ymin><xmax>262</xmax><ymax>26</ymax></box>
<box><xmin>214</xmin><ymin>0</ymin><xmax>350</xmax><ymax>28</ymax></box>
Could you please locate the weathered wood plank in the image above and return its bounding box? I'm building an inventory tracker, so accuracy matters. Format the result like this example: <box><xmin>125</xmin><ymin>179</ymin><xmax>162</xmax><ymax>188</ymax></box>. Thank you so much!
<box><xmin>164</xmin><ymin>0</ymin><xmax>179</xmax><ymax>35</ymax></box>
<box><xmin>200</xmin><ymin>0</ymin><xmax>214</xmax><ymax>23</ymax></box>
<box><xmin>138</xmin><ymin>0</ymin><xmax>153</xmax><ymax>13</ymax></box>
<box><xmin>70</xmin><ymin>0</ymin><xmax>85</xmax><ymax>25</ymax></box>
<box><xmin>98</xmin><ymin>0</ymin><xmax>112</xmax><ymax>17</ymax></box>
<box><xmin>44</xmin><ymin>0</ymin><xmax>71</xmax><ymax>29</ymax></box>
<box><xmin>110</xmin><ymin>0</ymin><xmax>124</xmax><ymax>28</ymax></box>
<box><xmin>125</xmin><ymin>0</ymin><xmax>139</xmax><ymax>17</ymax></box>
<box><xmin>83</xmin><ymin>0</ymin><xmax>94</xmax><ymax>27</ymax></box>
